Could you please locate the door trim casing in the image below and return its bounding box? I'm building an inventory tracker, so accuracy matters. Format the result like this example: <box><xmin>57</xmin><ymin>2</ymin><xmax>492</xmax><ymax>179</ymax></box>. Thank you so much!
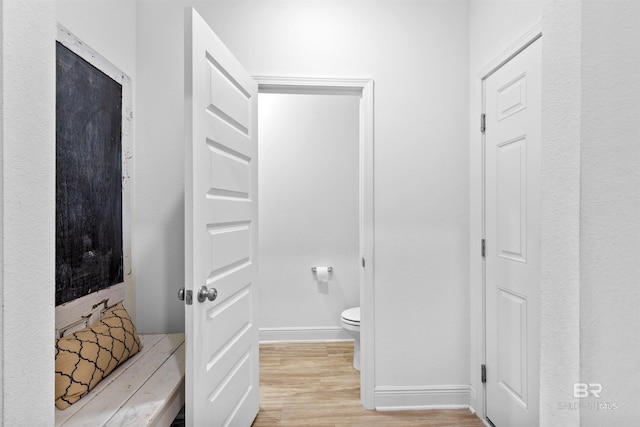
<box><xmin>254</xmin><ymin>76</ymin><xmax>375</xmax><ymax>410</ymax></box>
<box><xmin>471</xmin><ymin>22</ymin><xmax>542</xmax><ymax>420</ymax></box>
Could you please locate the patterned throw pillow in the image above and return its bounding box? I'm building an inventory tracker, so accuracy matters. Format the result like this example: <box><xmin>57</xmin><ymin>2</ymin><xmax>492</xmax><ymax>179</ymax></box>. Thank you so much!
<box><xmin>55</xmin><ymin>303</ymin><xmax>142</xmax><ymax>410</ymax></box>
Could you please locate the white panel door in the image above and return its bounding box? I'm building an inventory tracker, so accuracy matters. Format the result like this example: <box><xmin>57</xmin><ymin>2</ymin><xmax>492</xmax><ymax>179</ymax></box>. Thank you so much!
<box><xmin>485</xmin><ymin>38</ymin><xmax>541</xmax><ymax>427</ymax></box>
<box><xmin>184</xmin><ymin>8</ymin><xmax>259</xmax><ymax>427</ymax></box>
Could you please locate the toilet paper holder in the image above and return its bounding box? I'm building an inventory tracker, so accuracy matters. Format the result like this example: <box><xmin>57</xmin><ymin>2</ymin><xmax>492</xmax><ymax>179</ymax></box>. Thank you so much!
<box><xmin>311</xmin><ymin>266</ymin><xmax>333</xmax><ymax>273</ymax></box>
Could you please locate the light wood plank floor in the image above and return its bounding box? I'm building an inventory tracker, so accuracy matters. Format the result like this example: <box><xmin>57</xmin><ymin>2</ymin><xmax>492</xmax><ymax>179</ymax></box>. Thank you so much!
<box><xmin>252</xmin><ymin>342</ymin><xmax>484</xmax><ymax>427</ymax></box>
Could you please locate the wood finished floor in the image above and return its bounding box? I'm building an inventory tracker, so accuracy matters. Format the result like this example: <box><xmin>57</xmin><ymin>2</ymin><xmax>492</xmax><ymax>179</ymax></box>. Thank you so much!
<box><xmin>252</xmin><ymin>342</ymin><xmax>484</xmax><ymax>427</ymax></box>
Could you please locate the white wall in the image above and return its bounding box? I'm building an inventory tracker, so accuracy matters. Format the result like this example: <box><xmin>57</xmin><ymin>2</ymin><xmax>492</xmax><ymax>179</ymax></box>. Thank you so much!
<box><xmin>468</xmin><ymin>0</ymin><xmax>542</xmax><ymax>414</ymax></box>
<box><xmin>579</xmin><ymin>1</ymin><xmax>640</xmax><ymax>425</ymax></box>
<box><xmin>0</xmin><ymin>1</ymin><xmax>136</xmax><ymax>424</ymax></box>
<box><xmin>56</xmin><ymin>0</ymin><xmax>138</xmax><ymax>317</ymax></box>
<box><xmin>135</xmin><ymin>0</ymin><xmax>187</xmax><ymax>333</ymax></box>
<box><xmin>258</xmin><ymin>93</ymin><xmax>360</xmax><ymax>340</ymax></box>
<box><xmin>2</xmin><ymin>1</ymin><xmax>56</xmax><ymax>424</ymax></box>
<box><xmin>540</xmin><ymin>0</ymin><xmax>582</xmax><ymax>426</ymax></box>
<box><xmin>136</xmin><ymin>0</ymin><xmax>471</xmax><ymax>407</ymax></box>
<box><xmin>540</xmin><ymin>2</ymin><xmax>640</xmax><ymax>425</ymax></box>
<box><xmin>1</xmin><ymin>3</ymin><xmax>4</xmax><ymax>417</ymax></box>
<box><xmin>57</xmin><ymin>0</ymin><xmax>136</xmax><ymax>84</ymax></box>
<box><xmin>540</xmin><ymin>1</ymin><xmax>581</xmax><ymax>425</ymax></box>
<box><xmin>1</xmin><ymin>3</ymin><xmax>4</xmax><ymax>418</ymax></box>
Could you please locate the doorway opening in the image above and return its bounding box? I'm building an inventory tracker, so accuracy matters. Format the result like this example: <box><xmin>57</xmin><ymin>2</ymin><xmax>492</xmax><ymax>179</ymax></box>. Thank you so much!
<box><xmin>255</xmin><ymin>77</ymin><xmax>375</xmax><ymax>409</ymax></box>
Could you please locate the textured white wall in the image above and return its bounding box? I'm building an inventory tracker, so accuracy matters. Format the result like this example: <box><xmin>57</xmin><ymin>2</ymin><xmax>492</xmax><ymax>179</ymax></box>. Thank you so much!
<box><xmin>136</xmin><ymin>0</ymin><xmax>471</xmax><ymax>400</ymax></box>
<box><xmin>2</xmin><ymin>1</ymin><xmax>56</xmax><ymax>424</ymax></box>
<box><xmin>1</xmin><ymin>1</ymin><xmax>136</xmax><ymax>424</ymax></box>
<box><xmin>468</xmin><ymin>0</ymin><xmax>542</xmax><ymax>414</ymax></box>
<box><xmin>540</xmin><ymin>1</ymin><xmax>640</xmax><ymax>425</ymax></box>
<box><xmin>540</xmin><ymin>1</ymin><xmax>582</xmax><ymax>425</ymax></box>
<box><xmin>258</xmin><ymin>93</ymin><xmax>360</xmax><ymax>334</ymax></box>
<box><xmin>580</xmin><ymin>1</ymin><xmax>640</xmax><ymax>425</ymax></box>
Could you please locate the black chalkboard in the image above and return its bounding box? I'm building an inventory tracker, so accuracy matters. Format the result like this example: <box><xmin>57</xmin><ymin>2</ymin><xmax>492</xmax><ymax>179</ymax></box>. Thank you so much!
<box><xmin>55</xmin><ymin>41</ymin><xmax>123</xmax><ymax>306</ymax></box>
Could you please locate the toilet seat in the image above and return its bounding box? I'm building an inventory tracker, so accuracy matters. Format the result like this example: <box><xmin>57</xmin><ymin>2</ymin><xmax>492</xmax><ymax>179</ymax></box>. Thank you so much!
<box><xmin>341</xmin><ymin>307</ymin><xmax>360</xmax><ymax>327</ymax></box>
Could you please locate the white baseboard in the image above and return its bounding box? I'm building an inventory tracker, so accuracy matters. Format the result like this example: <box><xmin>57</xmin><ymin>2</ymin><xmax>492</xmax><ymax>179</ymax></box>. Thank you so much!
<box><xmin>374</xmin><ymin>384</ymin><xmax>471</xmax><ymax>411</ymax></box>
<box><xmin>469</xmin><ymin>385</ymin><xmax>481</xmax><ymax>418</ymax></box>
<box><xmin>259</xmin><ymin>326</ymin><xmax>352</xmax><ymax>343</ymax></box>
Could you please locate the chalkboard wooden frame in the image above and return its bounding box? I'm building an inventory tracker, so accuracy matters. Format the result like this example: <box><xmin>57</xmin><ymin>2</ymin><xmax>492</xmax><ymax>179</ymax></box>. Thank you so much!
<box><xmin>55</xmin><ymin>25</ymin><xmax>133</xmax><ymax>309</ymax></box>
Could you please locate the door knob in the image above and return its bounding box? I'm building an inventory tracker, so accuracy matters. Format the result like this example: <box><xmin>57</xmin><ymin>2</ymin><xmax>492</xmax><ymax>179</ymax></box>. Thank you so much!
<box><xmin>178</xmin><ymin>287</ymin><xmax>185</xmax><ymax>301</ymax></box>
<box><xmin>197</xmin><ymin>285</ymin><xmax>218</xmax><ymax>303</ymax></box>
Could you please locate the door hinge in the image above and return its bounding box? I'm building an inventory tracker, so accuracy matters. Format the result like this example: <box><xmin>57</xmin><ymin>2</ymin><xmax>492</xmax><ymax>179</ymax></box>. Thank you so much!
<box><xmin>481</xmin><ymin>113</ymin><xmax>486</xmax><ymax>134</ymax></box>
<box><xmin>362</xmin><ymin>257</ymin><xmax>366</xmax><ymax>268</ymax></box>
<box><xmin>481</xmin><ymin>364</ymin><xmax>487</xmax><ymax>383</ymax></box>
<box><xmin>481</xmin><ymin>239</ymin><xmax>486</xmax><ymax>258</ymax></box>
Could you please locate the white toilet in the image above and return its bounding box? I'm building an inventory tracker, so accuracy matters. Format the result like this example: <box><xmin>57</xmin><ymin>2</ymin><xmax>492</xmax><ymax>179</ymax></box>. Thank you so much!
<box><xmin>340</xmin><ymin>307</ymin><xmax>361</xmax><ymax>371</ymax></box>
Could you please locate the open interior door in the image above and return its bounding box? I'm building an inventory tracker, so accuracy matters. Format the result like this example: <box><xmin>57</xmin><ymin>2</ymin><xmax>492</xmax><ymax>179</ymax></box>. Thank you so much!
<box><xmin>184</xmin><ymin>7</ymin><xmax>259</xmax><ymax>426</ymax></box>
<box><xmin>485</xmin><ymin>37</ymin><xmax>541</xmax><ymax>426</ymax></box>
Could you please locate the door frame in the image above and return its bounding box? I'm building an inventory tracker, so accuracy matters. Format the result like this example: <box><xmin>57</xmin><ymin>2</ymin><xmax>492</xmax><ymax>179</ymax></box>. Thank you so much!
<box><xmin>470</xmin><ymin>23</ymin><xmax>542</xmax><ymax>421</ymax></box>
<box><xmin>254</xmin><ymin>76</ymin><xmax>375</xmax><ymax>410</ymax></box>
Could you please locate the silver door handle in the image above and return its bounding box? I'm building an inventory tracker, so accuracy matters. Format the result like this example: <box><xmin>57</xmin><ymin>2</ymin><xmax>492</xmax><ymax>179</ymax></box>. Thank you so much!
<box><xmin>178</xmin><ymin>287</ymin><xmax>185</xmax><ymax>301</ymax></box>
<box><xmin>197</xmin><ymin>286</ymin><xmax>218</xmax><ymax>303</ymax></box>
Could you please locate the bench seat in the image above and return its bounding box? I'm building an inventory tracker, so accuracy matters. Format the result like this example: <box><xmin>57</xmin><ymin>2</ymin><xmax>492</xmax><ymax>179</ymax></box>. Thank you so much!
<box><xmin>55</xmin><ymin>333</ymin><xmax>185</xmax><ymax>427</ymax></box>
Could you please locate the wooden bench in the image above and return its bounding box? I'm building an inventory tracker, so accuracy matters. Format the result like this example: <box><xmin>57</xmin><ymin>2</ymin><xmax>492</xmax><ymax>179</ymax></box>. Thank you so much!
<box><xmin>55</xmin><ymin>285</ymin><xmax>185</xmax><ymax>427</ymax></box>
<box><xmin>55</xmin><ymin>333</ymin><xmax>185</xmax><ymax>427</ymax></box>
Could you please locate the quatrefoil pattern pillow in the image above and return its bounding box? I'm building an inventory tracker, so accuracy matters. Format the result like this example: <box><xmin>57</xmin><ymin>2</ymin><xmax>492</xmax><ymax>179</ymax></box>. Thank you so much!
<box><xmin>55</xmin><ymin>303</ymin><xmax>142</xmax><ymax>410</ymax></box>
